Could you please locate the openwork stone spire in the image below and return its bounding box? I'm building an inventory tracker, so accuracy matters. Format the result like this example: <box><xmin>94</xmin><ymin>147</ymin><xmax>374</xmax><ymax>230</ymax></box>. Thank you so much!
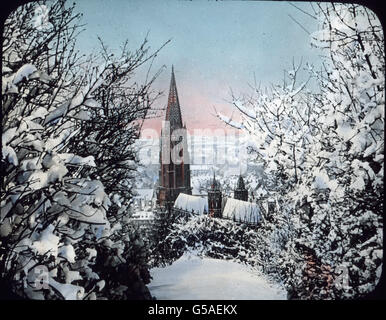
<box><xmin>165</xmin><ymin>65</ymin><xmax>183</xmax><ymax>130</ymax></box>
<box><xmin>157</xmin><ymin>66</ymin><xmax>192</xmax><ymax>208</ymax></box>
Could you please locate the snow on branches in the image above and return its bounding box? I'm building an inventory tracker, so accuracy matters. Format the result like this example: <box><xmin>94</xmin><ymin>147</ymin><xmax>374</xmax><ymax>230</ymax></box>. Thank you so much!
<box><xmin>1</xmin><ymin>0</ymin><xmax>162</xmax><ymax>300</ymax></box>
<box><xmin>217</xmin><ymin>3</ymin><xmax>383</xmax><ymax>299</ymax></box>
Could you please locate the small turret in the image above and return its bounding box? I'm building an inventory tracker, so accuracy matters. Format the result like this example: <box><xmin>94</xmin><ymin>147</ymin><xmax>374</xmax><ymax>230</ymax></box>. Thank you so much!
<box><xmin>208</xmin><ymin>172</ymin><xmax>222</xmax><ymax>218</ymax></box>
<box><xmin>234</xmin><ymin>175</ymin><xmax>248</xmax><ymax>201</ymax></box>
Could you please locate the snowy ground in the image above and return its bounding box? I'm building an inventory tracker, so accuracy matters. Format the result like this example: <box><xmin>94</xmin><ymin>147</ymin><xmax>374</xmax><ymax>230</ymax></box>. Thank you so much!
<box><xmin>149</xmin><ymin>253</ymin><xmax>287</xmax><ymax>300</ymax></box>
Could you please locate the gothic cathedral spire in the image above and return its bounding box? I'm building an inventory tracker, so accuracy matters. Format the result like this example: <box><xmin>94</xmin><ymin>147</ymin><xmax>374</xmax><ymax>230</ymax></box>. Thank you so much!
<box><xmin>165</xmin><ymin>65</ymin><xmax>183</xmax><ymax>130</ymax></box>
<box><xmin>157</xmin><ymin>66</ymin><xmax>192</xmax><ymax>208</ymax></box>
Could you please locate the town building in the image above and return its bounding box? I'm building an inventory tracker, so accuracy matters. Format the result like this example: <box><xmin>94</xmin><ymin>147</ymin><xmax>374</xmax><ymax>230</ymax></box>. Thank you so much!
<box><xmin>172</xmin><ymin>173</ymin><xmax>262</xmax><ymax>225</ymax></box>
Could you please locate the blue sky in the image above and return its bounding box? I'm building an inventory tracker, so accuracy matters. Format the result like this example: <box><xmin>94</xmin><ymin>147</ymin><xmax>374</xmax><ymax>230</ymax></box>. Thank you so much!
<box><xmin>73</xmin><ymin>0</ymin><xmax>322</xmax><ymax>133</ymax></box>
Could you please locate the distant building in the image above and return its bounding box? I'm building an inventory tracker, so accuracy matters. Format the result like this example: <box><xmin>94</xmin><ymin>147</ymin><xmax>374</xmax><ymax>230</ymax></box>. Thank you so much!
<box><xmin>222</xmin><ymin>198</ymin><xmax>261</xmax><ymax>225</ymax></box>
<box><xmin>129</xmin><ymin>211</ymin><xmax>154</xmax><ymax>227</ymax></box>
<box><xmin>157</xmin><ymin>66</ymin><xmax>192</xmax><ymax>208</ymax></box>
<box><xmin>190</xmin><ymin>164</ymin><xmax>211</xmax><ymax>176</ymax></box>
<box><xmin>172</xmin><ymin>173</ymin><xmax>262</xmax><ymax>225</ymax></box>
<box><xmin>173</xmin><ymin>193</ymin><xmax>208</xmax><ymax>215</ymax></box>
<box><xmin>234</xmin><ymin>175</ymin><xmax>248</xmax><ymax>201</ymax></box>
<box><xmin>133</xmin><ymin>188</ymin><xmax>156</xmax><ymax>210</ymax></box>
<box><xmin>208</xmin><ymin>173</ymin><xmax>222</xmax><ymax>218</ymax></box>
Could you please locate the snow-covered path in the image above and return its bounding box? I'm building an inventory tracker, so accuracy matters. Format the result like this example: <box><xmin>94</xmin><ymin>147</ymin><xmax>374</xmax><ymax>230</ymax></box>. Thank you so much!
<box><xmin>149</xmin><ymin>253</ymin><xmax>287</xmax><ymax>300</ymax></box>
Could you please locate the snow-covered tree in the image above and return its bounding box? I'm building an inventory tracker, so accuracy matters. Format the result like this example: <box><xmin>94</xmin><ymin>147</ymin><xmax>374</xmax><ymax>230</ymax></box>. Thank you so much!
<box><xmin>68</xmin><ymin>37</ymin><xmax>165</xmax><ymax>215</ymax></box>
<box><xmin>64</xmin><ymin>35</ymin><xmax>167</xmax><ymax>298</ymax></box>
<box><xmin>290</xmin><ymin>3</ymin><xmax>384</xmax><ymax>299</ymax></box>
<box><xmin>218</xmin><ymin>3</ymin><xmax>383</xmax><ymax>299</ymax></box>
<box><xmin>1</xmin><ymin>0</ymin><xmax>111</xmax><ymax>300</ymax></box>
<box><xmin>149</xmin><ymin>203</ymin><xmax>182</xmax><ymax>267</ymax></box>
<box><xmin>217</xmin><ymin>60</ymin><xmax>318</xmax><ymax>188</ymax></box>
<box><xmin>1</xmin><ymin>0</ymin><xmax>164</xmax><ymax>300</ymax></box>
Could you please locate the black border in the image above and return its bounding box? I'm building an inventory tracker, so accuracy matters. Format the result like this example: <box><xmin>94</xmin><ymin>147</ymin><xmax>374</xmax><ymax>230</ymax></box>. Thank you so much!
<box><xmin>0</xmin><ymin>0</ymin><xmax>385</xmax><ymax>315</ymax></box>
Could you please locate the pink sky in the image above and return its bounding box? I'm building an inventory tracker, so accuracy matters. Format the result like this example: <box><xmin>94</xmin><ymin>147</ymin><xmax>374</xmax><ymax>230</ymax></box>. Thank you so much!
<box><xmin>75</xmin><ymin>1</ymin><xmax>323</xmax><ymax>139</ymax></box>
<box><xmin>141</xmin><ymin>71</ymin><xmax>243</xmax><ymax>137</ymax></box>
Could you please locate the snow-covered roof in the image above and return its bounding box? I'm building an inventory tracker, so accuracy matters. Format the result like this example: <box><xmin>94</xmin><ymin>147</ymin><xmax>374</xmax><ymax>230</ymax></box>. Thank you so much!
<box><xmin>174</xmin><ymin>193</ymin><xmax>208</xmax><ymax>215</ymax></box>
<box><xmin>223</xmin><ymin>198</ymin><xmax>261</xmax><ymax>224</ymax></box>
<box><xmin>134</xmin><ymin>188</ymin><xmax>154</xmax><ymax>200</ymax></box>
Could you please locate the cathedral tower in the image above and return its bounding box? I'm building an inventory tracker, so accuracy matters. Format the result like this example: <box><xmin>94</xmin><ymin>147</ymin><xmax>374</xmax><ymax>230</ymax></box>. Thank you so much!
<box><xmin>208</xmin><ymin>173</ymin><xmax>222</xmax><ymax>218</ymax></box>
<box><xmin>157</xmin><ymin>66</ymin><xmax>191</xmax><ymax>208</ymax></box>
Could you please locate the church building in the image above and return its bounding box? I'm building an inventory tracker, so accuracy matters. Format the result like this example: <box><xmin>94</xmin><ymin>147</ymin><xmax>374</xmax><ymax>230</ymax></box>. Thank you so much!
<box><xmin>157</xmin><ymin>67</ymin><xmax>192</xmax><ymax>208</ymax></box>
<box><xmin>172</xmin><ymin>173</ymin><xmax>261</xmax><ymax>225</ymax></box>
<box><xmin>156</xmin><ymin>67</ymin><xmax>261</xmax><ymax>225</ymax></box>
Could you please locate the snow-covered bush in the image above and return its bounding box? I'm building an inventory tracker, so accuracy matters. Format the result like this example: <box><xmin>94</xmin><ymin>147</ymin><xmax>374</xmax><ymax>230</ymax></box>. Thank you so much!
<box><xmin>63</xmin><ymin>36</ymin><xmax>166</xmax><ymax>300</ymax></box>
<box><xmin>149</xmin><ymin>205</ymin><xmax>183</xmax><ymax>267</ymax></box>
<box><xmin>1</xmin><ymin>0</ymin><xmax>163</xmax><ymax>300</ymax></box>
<box><xmin>218</xmin><ymin>3</ymin><xmax>383</xmax><ymax>299</ymax></box>
<box><xmin>290</xmin><ymin>3</ymin><xmax>384</xmax><ymax>299</ymax></box>
<box><xmin>68</xmin><ymin>38</ymin><xmax>165</xmax><ymax>213</ymax></box>
<box><xmin>1</xmin><ymin>0</ymin><xmax>113</xmax><ymax>299</ymax></box>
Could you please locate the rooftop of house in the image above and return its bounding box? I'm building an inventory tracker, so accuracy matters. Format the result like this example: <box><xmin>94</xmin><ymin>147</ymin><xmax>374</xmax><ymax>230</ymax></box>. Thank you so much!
<box><xmin>222</xmin><ymin>198</ymin><xmax>261</xmax><ymax>224</ymax></box>
<box><xmin>174</xmin><ymin>193</ymin><xmax>208</xmax><ymax>215</ymax></box>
